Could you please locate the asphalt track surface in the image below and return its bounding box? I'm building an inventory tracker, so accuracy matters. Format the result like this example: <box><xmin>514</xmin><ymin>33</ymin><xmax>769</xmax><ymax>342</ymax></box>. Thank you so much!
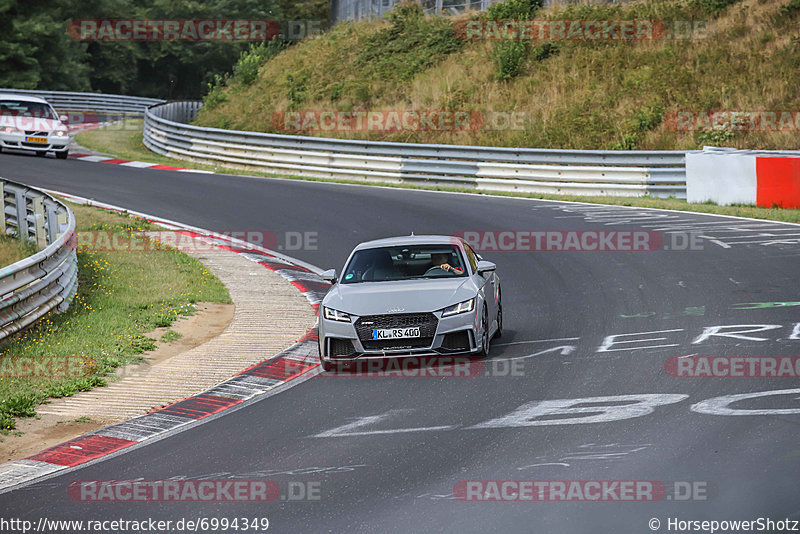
<box><xmin>1</xmin><ymin>150</ymin><xmax>799</xmax><ymax>533</ymax></box>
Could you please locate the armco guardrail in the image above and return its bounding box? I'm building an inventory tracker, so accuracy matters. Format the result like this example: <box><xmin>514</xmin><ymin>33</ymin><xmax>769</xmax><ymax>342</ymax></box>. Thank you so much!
<box><xmin>0</xmin><ymin>88</ymin><xmax>163</xmax><ymax>117</ymax></box>
<box><xmin>144</xmin><ymin>101</ymin><xmax>689</xmax><ymax>198</ymax></box>
<box><xmin>0</xmin><ymin>179</ymin><xmax>77</xmax><ymax>340</ymax></box>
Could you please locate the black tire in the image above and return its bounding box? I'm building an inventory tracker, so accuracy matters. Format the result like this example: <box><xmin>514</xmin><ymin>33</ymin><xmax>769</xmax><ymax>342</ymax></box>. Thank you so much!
<box><xmin>56</xmin><ymin>150</ymin><xmax>68</xmax><ymax>159</ymax></box>
<box><xmin>477</xmin><ymin>308</ymin><xmax>491</xmax><ymax>358</ymax></box>
<box><xmin>495</xmin><ymin>299</ymin><xmax>503</xmax><ymax>339</ymax></box>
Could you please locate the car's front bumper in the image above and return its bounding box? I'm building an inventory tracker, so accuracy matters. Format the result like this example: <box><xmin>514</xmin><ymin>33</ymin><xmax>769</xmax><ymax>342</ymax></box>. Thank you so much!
<box><xmin>319</xmin><ymin>309</ymin><xmax>481</xmax><ymax>365</ymax></box>
<box><xmin>0</xmin><ymin>133</ymin><xmax>70</xmax><ymax>153</ymax></box>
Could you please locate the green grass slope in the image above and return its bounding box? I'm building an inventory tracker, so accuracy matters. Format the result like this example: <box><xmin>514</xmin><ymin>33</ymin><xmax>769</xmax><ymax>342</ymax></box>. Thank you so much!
<box><xmin>194</xmin><ymin>0</ymin><xmax>800</xmax><ymax>151</ymax></box>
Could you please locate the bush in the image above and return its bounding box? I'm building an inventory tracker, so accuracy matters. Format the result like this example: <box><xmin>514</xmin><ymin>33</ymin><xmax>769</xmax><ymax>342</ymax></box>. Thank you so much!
<box><xmin>232</xmin><ymin>41</ymin><xmax>288</xmax><ymax>86</ymax></box>
<box><xmin>357</xmin><ymin>2</ymin><xmax>463</xmax><ymax>84</ymax></box>
<box><xmin>532</xmin><ymin>42</ymin><xmax>559</xmax><ymax>62</ymax></box>
<box><xmin>780</xmin><ymin>0</ymin><xmax>800</xmax><ymax>16</ymax></box>
<box><xmin>486</xmin><ymin>0</ymin><xmax>543</xmax><ymax>20</ymax></box>
<box><xmin>494</xmin><ymin>41</ymin><xmax>528</xmax><ymax>81</ymax></box>
<box><xmin>203</xmin><ymin>74</ymin><xmax>228</xmax><ymax>111</ymax></box>
<box><xmin>690</xmin><ymin>0</ymin><xmax>741</xmax><ymax>15</ymax></box>
<box><xmin>286</xmin><ymin>72</ymin><xmax>310</xmax><ymax>109</ymax></box>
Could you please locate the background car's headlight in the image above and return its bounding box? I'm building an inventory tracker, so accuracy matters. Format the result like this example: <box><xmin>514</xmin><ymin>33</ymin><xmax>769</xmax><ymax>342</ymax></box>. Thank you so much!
<box><xmin>323</xmin><ymin>307</ymin><xmax>352</xmax><ymax>322</ymax></box>
<box><xmin>441</xmin><ymin>298</ymin><xmax>475</xmax><ymax>317</ymax></box>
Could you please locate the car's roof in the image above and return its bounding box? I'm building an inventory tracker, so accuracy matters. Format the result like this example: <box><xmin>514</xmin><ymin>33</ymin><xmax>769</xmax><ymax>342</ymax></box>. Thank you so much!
<box><xmin>353</xmin><ymin>235</ymin><xmax>463</xmax><ymax>251</ymax></box>
<box><xmin>0</xmin><ymin>94</ymin><xmax>50</xmax><ymax>104</ymax></box>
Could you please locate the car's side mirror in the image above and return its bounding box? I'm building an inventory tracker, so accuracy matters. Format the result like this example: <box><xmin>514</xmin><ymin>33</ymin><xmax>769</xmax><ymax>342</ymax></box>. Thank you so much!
<box><xmin>58</xmin><ymin>115</ymin><xmax>69</xmax><ymax>123</ymax></box>
<box><xmin>476</xmin><ymin>260</ymin><xmax>496</xmax><ymax>275</ymax></box>
<box><xmin>321</xmin><ymin>269</ymin><xmax>337</xmax><ymax>284</ymax></box>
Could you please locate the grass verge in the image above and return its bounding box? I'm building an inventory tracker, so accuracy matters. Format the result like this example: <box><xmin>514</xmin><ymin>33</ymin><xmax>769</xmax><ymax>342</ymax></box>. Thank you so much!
<box><xmin>0</xmin><ymin>235</ymin><xmax>38</xmax><ymax>269</ymax></box>
<box><xmin>0</xmin><ymin>203</ymin><xmax>231</xmax><ymax>432</ymax></box>
<box><xmin>76</xmin><ymin>123</ymin><xmax>800</xmax><ymax>224</ymax></box>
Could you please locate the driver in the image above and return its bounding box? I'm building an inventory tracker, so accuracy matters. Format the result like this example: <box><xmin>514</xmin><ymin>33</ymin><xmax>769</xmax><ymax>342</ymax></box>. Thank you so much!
<box><xmin>427</xmin><ymin>252</ymin><xmax>463</xmax><ymax>275</ymax></box>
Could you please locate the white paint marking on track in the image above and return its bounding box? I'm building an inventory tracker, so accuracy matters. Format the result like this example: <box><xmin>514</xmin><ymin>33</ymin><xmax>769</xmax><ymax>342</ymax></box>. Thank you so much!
<box><xmin>75</xmin><ymin>155</ymin><xmax>113</xmax><ymax>162</ymax></box>
<box><xmin>119</xmin><ymin>161</ymin><xmax>159</xmax><ymax>168</ymax></box>
<box><xmin>691</xmin><ymin>388</ymin><xmax>800</xmax><ymax>416</ymax></box>
<box><xmin>493</xmin><ymin>345</ymin><xmax>577</xmax><ymax>362</ymax></box>
<box><xmin>494</xmin><ymin>337</ymin><xmax>580</xmax><ymax>347</ymax></box>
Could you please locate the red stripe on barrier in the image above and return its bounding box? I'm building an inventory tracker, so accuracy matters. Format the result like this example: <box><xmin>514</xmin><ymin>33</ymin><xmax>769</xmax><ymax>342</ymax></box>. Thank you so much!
<box><xmin>100</xmin><ymin>159</ymin><xmax>131</xmax><ymax>165</ymax></box>
<box><xmin>756</xmin><ymin>156</ymin><xmax>800</xmax><ymax>209</ymax></box>
<box><xmin>154</xmin><ymin>394</ymin><xmax>241</xmax><ymax>419</ymax></box>
<box><xmin>27</xmin><ymin>435</ymin><xmax>136</xmax><ymax>467</ymax></box>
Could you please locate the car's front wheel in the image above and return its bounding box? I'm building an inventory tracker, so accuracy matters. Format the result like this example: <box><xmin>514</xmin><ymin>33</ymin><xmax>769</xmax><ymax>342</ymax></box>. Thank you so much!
<box><xmin>495</xmin><ymin>298</ymin><xmax>503</xmax><ymax>339</ymax></box>
<box><xmin>56</xmin><ymin>150</ymin><xmax>68</xmax><ymax>160</ymax></box>
<box><xmin>477</xmin><ymin>308</ymin><xmax>491</xmax><ymax>358</ymax></box>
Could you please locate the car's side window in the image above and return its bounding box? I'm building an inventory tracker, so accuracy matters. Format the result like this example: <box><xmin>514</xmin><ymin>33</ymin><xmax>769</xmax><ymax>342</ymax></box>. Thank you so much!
<box><xmin>464</xmin><ymin>243</ymin><xmax>478</xmax><ymax>273</ymax></box>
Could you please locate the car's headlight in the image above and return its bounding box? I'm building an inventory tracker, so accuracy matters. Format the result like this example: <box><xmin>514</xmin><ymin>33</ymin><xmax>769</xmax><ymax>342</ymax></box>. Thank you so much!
<box><xmin>55</xmin><ymin>130</ymin><xmax>66</xmax><ymax>137</ymax></box>
<box><xmin>441</xmin><ymin>298</ymin><xmax>475</xmax><ymax>317</ymax></box>
<box><xmin>323</xmin><ymin>307</ymin><xmax>352</xmax><ymax>322</ymax></box>
<box><xmin>1</xmin><ymin>127</ymin><xmax>20</xmax><ymax>134</ymax></box>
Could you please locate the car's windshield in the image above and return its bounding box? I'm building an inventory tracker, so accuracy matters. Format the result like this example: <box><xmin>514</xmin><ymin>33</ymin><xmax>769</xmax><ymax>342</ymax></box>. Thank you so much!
<box><xmin>341</xmin><ymin>244</ymin><xmax>467</xmax><ymax>283</ymax></box>
<box><xmin>0</xmin><ymin>100</ymin><xmax>57</xmax><ymax>120</ymax></box>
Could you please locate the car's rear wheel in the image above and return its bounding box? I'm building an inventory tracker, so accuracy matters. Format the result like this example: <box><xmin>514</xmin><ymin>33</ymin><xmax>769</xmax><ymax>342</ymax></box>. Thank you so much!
<box><xmin>56</xmin><ymin>150</ymin><xmax>68</xmax><ymax>160</ymax></box>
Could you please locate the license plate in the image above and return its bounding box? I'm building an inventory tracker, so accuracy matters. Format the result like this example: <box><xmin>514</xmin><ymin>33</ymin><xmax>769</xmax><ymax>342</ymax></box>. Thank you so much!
<box><xmin>26</xmin><ymin>136</ymin><xmax>47</xmax><ymax>143</ymax></box>
<box><xmin>372</xmin><ymin>327</ymin><xmax>421</xmax><ymax>340</ymax></box>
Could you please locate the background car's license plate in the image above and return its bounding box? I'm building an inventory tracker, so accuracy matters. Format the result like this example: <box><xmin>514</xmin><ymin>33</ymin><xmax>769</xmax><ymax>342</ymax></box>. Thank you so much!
<box><xmin>26</xmin><ymin>136</ymin><xmax>47</xmax><ymax>143</ymax></box>
<box><xmin>372</xmin><ymin>327</ymin><xmax>421</xmax><ymax>340</ymax></box>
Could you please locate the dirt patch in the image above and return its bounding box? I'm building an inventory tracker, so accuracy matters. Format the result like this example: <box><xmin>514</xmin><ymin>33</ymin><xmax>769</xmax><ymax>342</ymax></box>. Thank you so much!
<box><xmin>0</xmin><ymin>302</ymin><xmax>234</xmax><ymax>463</ymax></box>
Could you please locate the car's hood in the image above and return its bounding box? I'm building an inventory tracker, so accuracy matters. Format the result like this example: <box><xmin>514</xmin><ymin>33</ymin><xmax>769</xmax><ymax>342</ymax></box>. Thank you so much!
<box><xmin>0</xmin><ymin>115</ymin><xmax>65</xmax><ymax>132</ymax></box>
<box><xmin>323</xmin><ymin>277</ymin><xmax>478</xmax><ymax>316</ymax></box>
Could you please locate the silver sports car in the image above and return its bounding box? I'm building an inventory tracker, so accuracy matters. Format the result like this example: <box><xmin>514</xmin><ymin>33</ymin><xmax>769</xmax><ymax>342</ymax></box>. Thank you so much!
<box><xmin>318</xmin><ymin>235</ymin><xmax>502</xmax><ymax>371</ymax></box>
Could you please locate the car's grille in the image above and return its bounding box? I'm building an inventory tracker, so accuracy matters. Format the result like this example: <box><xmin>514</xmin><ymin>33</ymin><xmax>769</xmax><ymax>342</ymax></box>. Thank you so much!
<box><xmin>355</xmin><ymin>313</ymin><xmax>438</xmax><ymax>351</ymax></box>
<box><xmin>24</xmin><ymin>131</ymin><xmax>47</xmax><ymax>136</ymax></box>
<box><xmin>441</xmin><ymin>330</ymin><xmax>471</xmax><ymax>352</ymax></box>
<box><xmin>328</xmin><ymin>338</ymin><xmax>357</xmax><ymax>358</ymax></box>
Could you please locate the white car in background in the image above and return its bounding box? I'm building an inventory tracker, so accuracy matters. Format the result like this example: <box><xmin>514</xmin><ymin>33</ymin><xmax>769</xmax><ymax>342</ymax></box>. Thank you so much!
<box><xmin>0</xmin><ymin>94</ymin><xmax>71</xmax><ymax>159</ymax></box>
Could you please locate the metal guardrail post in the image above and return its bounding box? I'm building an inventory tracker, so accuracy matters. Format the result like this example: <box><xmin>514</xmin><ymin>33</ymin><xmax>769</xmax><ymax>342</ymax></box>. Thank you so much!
<box><xmin>13</xmin><ymin>189</ymin><xmax>27</xmax><ymax>241</ymax></box>
<box><xmin>33</xmin><ymin>196</ymin><xmax>47</xmax><ymax>249</ymax></box>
